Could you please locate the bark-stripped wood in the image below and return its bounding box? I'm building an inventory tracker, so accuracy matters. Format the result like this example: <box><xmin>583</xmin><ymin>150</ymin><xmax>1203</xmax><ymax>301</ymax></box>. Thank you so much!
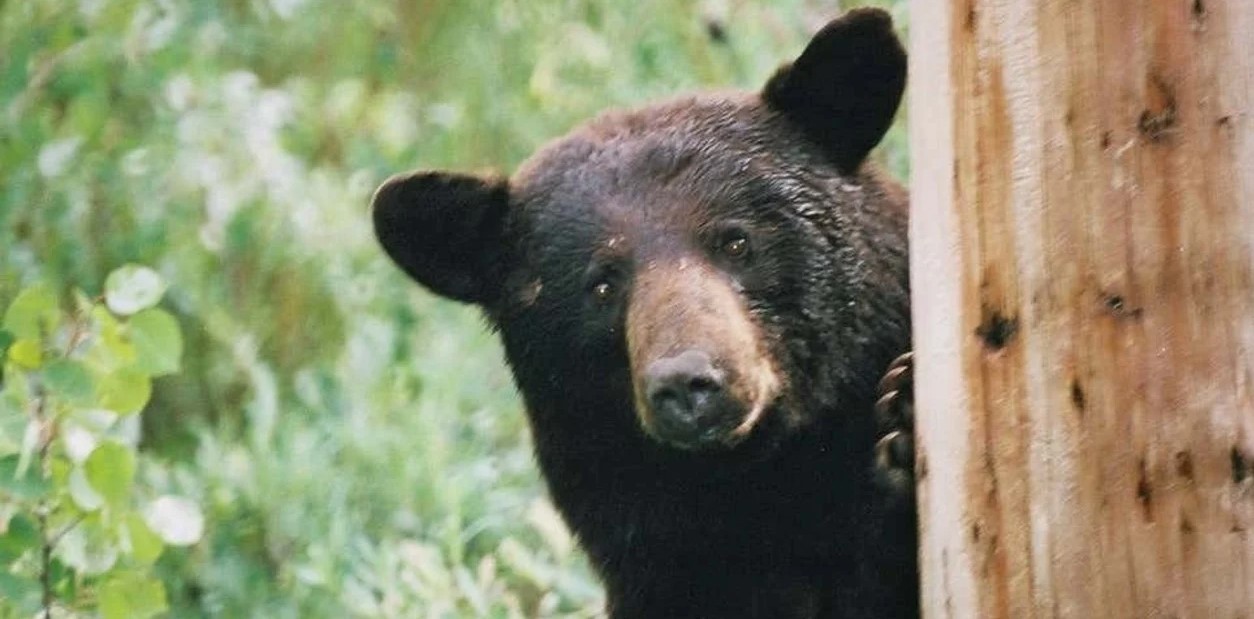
<box><xmin>909</xmin><ymin>1</ymin><xmax>1254</xmax><ymax>617</ymax></box>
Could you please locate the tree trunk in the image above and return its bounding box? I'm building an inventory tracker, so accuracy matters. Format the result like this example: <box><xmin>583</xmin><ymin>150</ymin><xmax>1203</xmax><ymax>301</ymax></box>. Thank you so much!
<box><xmin>909</xmin><ymin>1</ymin><xmax>1254</xmax><ymax>617</ymax></box>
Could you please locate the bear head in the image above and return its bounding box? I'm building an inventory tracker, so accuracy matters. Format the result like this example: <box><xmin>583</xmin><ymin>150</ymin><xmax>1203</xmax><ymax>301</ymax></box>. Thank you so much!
<box><xmin>373</xmin><ymin>8</ymin><xmax>909</xmax><ymax>460</ymax></box>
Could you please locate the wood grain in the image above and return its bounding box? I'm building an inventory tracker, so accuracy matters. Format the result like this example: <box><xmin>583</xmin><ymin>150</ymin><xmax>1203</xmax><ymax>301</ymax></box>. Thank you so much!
<box><xmin>909</xmin><ymin>1</ymin><xmax>1254</xmax><ymax>617</ymax></box>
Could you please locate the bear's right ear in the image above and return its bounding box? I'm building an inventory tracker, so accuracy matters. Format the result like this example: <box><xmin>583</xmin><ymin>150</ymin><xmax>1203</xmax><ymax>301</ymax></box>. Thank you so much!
<box><xmin>372</xmin><ymin>171</ymin><xmax>511</xmax><ymax>305</ymax></box>
<box><xmin>762</xmin><ymin>8</ymin><xmax>906</xmax><ymax>174</ymax></box>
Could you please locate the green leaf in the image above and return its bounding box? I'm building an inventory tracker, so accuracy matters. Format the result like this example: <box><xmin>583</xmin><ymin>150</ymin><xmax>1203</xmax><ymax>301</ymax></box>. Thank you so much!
<box><xmin>44</xmin><ymin>359</ymin><xmax>95</xmax><ymax>406</ymax></box>
<box><xmin>68</xmin><ymin>407</ymin><xmax>118</xmax><ymax>434</ymax></box>
<box><xmin>83</xmin><ymin>441</ymin><xmax>135</xmax><ymax>508</ymax></box>
<box><xmin>17</xmin><ymin>418</ymin><xmax>41</xmax><ymax>480</ymax></box>
<box><xmin>0</xmin><ymin>571</ymin><xmax>41</xmax><ymax>615</ymax></box>
<box><xmin>0</xmin><ymin>330</ymin><xmax>11</xmax><ymax>383</ymax></box>
<box><xmin>123</xmin><ymin>513</ymin><xmax>164</xmax><ymax>564</ymax></box>
<box><xmin>69</xmin><ymin>466</ymin><xmax>104</xmax><ymax>511</ymax></box>
<box><xmin>0</xmin><ymin>513</ymin><xmax>40</xmax><ymax>563</ymax></box>
<box><xmin>127</xmin><ymin>309</ymin><xmax>182</xmax><ymax>376</ymax></box>
<box><xmin>104</xmin><ymin>265</ymin><xmax>166</xmax><ymax>316</ymax></box>
<box><xmin>97</xmin><ymin>368</ymin><xmax>151</xmax><ymax>414</ymax></box>
<box><xmin>89</xmin><ymin>305</ymin><xmax>136</xmax><ymax>369</ymax></box>
<box><xmin>8</xmin><ymin>339</ymin><xmax>43</xmax><ymax>369</ymax></box>
<box><xmin>72</xmin><ymin>289</ymin><xmax>95</xmax><ymax>316</ymax></box>
<box><xmin>0</xmin><ymin>454</ymin><xmax>49</xmax><ymax>501</ymax></box>
<box><xmin>99</xmin><ymin>572</ymin><xmax>167</xmax><ymax>619</ymax></box>
<box><xmin>55</xmin><ymin>516</ymin><xmax>118</xmax><ymax>574</ymax></box>
<box><xmin>0</xmin><ymin>329</ymin><xmax>13</xmax><ymax>360</ymax></box>
<box><xmin>2</xmin><ymin>285</ymin><xmax>59</xmax><ymax>340</ymax></box>
<box><xmin>0</xmin><ymin>403</ymin><xmax>23</xmax><ymax>453</ymax></box>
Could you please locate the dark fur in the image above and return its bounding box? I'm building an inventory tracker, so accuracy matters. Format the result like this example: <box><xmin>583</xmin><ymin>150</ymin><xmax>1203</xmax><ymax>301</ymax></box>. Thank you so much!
<box><xmin>374</xmin><ymin>9</ymin><xmax>916</xmax><ymax>618</ymax></box>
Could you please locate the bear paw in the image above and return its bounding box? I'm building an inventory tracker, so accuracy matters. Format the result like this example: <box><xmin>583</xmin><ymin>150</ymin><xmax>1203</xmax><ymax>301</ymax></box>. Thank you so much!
<box><xmin>873</xmin><ymin>351</ymin><xmax>915</xmax><ymax>500</ymax></box>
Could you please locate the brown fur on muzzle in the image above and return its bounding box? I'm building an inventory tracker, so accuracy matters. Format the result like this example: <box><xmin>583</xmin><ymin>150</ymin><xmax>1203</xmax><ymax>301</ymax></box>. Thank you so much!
<box><xmin>627</xmin><ymin>257</ymin><xmax>782</xmax><ymax>445</ymax></box>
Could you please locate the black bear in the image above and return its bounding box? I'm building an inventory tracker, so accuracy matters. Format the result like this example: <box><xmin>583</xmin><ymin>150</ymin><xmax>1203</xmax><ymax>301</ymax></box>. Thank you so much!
<box><xmin>373</xmin><ymin>8</ymin><xmax>917</xmax><ymax>618</ymax></box>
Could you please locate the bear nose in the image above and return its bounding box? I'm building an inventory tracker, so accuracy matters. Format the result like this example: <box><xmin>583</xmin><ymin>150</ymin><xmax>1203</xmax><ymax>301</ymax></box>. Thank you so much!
<box><xmin>643</xmin><ymin>350</ymin><xmax>735</xmax><ymax>446</ymax></box>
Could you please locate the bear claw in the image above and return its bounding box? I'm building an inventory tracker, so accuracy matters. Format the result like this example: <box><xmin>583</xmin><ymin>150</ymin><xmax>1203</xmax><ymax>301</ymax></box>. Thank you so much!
<box><xmin>872</xmin><ymin>352</ymin><xmax>915</xmax><ymax>497</ymax></box>
<box><xmin>874</xmin><ymin>352</ymin><xmax>913</xmax><ymax>432</ymax></box>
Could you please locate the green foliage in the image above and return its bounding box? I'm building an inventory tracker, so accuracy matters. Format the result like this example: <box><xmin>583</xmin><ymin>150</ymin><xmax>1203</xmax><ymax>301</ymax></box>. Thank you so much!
<box><xmin>2</xmin><ymin>1</ymin><xmax>907</xmax><ymax>617</ymax></box>
<box><xmin>3</xmin><ymin>287</ymin><xmax>60</xmax><ymax>342</ymax></box>
<box><xmin>128</xmin><ymin>310</ymin><xmax>184</xmax><ymax>377</ymax></box>
<box><xmin>100</xmin><ymin>572</ymin><xmax>168</xmax><ymax>619</ymax></box>
<box><xmin>0</xmin><ymin>267</ymin><xmax>198</xmax><ymax>619</ymax></box>
<box><xmin>0</xmin><ymin>456</ymin><xmax>50</xmax><ymax>501</ymax></box>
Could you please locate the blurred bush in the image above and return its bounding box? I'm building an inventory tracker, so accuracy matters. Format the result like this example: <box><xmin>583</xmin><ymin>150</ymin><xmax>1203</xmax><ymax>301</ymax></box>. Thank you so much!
<box><xmin>1</xmin><ymin>0</ymin><xmax>906</xmax><ymax>616</ymax></box>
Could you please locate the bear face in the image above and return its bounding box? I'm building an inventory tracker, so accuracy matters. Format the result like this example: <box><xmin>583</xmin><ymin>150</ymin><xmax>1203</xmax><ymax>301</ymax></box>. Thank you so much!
<box><xmin>374</xmin><ymin>8</ymin><xmax>914</xmax><ymax>618</ymax></box>
<box><xmin>375</xmin><ymin>8</ymin><xmax>907</xmax><ymax>453</ymax></box>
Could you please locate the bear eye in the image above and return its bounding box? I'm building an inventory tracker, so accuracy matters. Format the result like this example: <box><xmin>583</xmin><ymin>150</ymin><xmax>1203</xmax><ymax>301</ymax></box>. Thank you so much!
<box><xmin>591</xmin><ymin>281</ymin><xmax>615</xmax><ymax>303</ymax></box>
<box><xmin>721</xmin><ymin>234</ymin><xmax>750</xmax><ymax>259</ymax></box>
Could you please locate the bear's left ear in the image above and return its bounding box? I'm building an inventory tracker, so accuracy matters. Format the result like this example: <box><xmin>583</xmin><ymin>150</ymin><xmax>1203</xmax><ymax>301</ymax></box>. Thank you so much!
<box><xmin>372</xmin><ymin>171</ymin><xmax>512</xmax><ymax>306</ymax></box>
<box><xmin>763</xmin><ymin>8</ymin><xmax>906</xmax><ymax>173</ymax></box>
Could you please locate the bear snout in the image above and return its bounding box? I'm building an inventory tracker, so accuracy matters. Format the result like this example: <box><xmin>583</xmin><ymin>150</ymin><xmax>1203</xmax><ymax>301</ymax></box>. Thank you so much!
<box><xmin>641</xmin><ymin>350</ymin><xmax>746</xmax><ymax>449</ymax></box>
<box><xmin>627</xmin><ymin>259</ymin><xmax>782</xmax><ymax>451</ymax></box>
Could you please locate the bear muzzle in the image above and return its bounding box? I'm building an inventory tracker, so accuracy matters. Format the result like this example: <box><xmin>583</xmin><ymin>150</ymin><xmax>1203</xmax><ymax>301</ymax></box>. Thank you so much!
<box><xmin>627</xmin><ymin>259</ymin><xmax>782</xmax><ymax>451</ymax></box>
